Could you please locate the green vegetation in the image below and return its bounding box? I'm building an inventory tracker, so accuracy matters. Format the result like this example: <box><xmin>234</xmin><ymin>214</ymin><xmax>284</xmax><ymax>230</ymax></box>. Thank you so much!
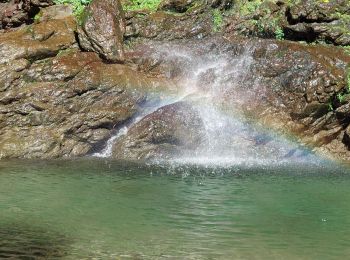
<box><xmin>344</xmin><ymin>46</ymin><xmax>350</xmax><ymax>55</ymax></box>
<box><xmin>236</xmin><ymin>0</ymin><xmax>263</xmax><ymax>16</ymax></box>
<box><xmin>335</xmin><ymin>68</ymin><xmax>350</xmax><ymax>104</ymax></box>
<box><xmin>232</xmin><ymin>0</ymin><xmax>286</xmax><ymax>40</ymax></box>
<box><xmin>34</xmin><ymin>11</ymin><xmax>42</xmax><ymax>23</ymax></box>
<box><xmin>327</xmin><ymin>67</ymin><xmax>350</xmax><ymax>110</ymax></box>
<box><xmin>252</xmin><ymin>18</ymin><xmax>285</xmax><ymax>40</ymax></box>
<box><xmin>123</xmin><ymin>0</ymin><xmax>162</xmax><ymax>11</ymax></box>
<box><xmin>274</xmin><ymin>26</ymin><xmax>284</xmax><ymax>40</ymax></box>
<box><xmin>328</xmin><ymin>102</ymin><xmax>334</xmax><ymax>111</ymax></box>
<box><xmin>337</xmin><ymin>93</ymin><xmax>347</xmax><ymax>103</ymax></box>
<box><xmin>212</xmin><ymin>9</ymin><xmax>224</xmax><ymax>32</ymax></box>
<box><xmin>57</xmin><ymin>48</ymin><xmax>77</xmax><ymax>57</ymax></box>
<box><xmin>347</xmin><ymin>68</ymin><xmax>350</xmax><ymax>91</ymax></box>
<box><xmin>53</xmin><ymin>0</ymin><xmax>91</xmax><ymax>21</ymax></box>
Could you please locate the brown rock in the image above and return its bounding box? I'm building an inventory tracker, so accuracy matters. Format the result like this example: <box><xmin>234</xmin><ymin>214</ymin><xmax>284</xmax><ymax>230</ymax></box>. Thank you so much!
<box><xmin>0</xmin><ymin>17</ymin><xmax>77</xmax><ymax>64</ymax></box>
<box><xmin>125</xmin><ymin>10</ymin><xmax>212</xmax><ymax>41</ymax></box>
<box><xmin>0</xmin><ymin>47</ymin><xmax>174</xmax><ymax>159</ymax></box>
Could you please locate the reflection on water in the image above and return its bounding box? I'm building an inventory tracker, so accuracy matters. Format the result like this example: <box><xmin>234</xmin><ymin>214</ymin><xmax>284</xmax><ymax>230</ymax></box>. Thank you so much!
<box><xmin>0</xmin><ymin>223</ymin><xmax>69</xmax><ymax>259</ymax></box>
<box><xmin>0</xmin><ymin>159</ymin><xmax>350</xmax><ymax>259</ymax></box>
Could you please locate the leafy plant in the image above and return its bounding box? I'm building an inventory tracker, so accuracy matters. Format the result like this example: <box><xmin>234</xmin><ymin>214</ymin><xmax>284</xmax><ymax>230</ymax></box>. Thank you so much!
<box><xmin>237</xmin><ymin>0</ymin><xmax>263</xmax><ymax>16</ymax></box>
<box><xmin>212</xmin><ymin>9</ymin><xmax>223</xmax><ymax>32</ymax></box>
<box><xmin>53</xmin><ymin>0</ymin><xmax>91</xmax><ymax>21</ymax></box>
<box><xmin>338</xmin><ymin>93</ymin><xmax>347</xmax><ymax>103</ymax></box>
<box><xmin>123</xmin><ymin>0</ymin><xmax>162</xmax><ymax>11</ymax></box>
<box><xmin>257</xmin><ymin>21</ymin><xmax>264</xmax><ymax>33</ymax></box>
<box><xmin>347</xmin><ymin>68</ymin><xmax>350</xmax><ymax>92</ymax></box>
<box><xmin>344</xmin><ymin>46</ymin><xmax>350</xmax><ymax>55</ymax></box>
<box><xmin>275</xmin><ymin>26</ymin><xmax>284</xmax><ymax>40</ymax></box>
<box><xmin>335</xmin><ymin>68</ymin><xmax>350</xmax><ymax>104</ymax></box>
<box><xmin>34</xmin><ymin>11</ymin><xmax>42</xmax><ymax>23</ymax></box>
<box><xmin>328</xmin><ymin>102</ymin><xmax>334</xmax><ymax>111</ymax></box>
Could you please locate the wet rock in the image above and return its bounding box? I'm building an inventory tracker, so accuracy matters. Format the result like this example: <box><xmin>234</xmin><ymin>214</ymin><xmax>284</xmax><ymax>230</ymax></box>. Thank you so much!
<box><xmin>77</xmin><ymin>0</ymin><xmax>126</xmax><ymax>63</ymax></box>
<box><xmin>0</xmin><ymin>16</ymin><xmax>175</xmax><ymax>159</ymax></box>
<box><xmin>25</xmin><ymin>50</ymin><xmax>98</xmax><ymax>82</ymax></box>
<box><xmin>209</xmin><ymin>0</ymin><xmax>232</xmax><ymax>9</ymax></box>
<box><xmin>226</xmin><ymin>0</ymin><xmax>350</xmax><ymax>46</ymax></box>
<box><xmin>112</xmin><ymin>101</ymin><xmax>205</xmax><ymax>160</ymax></box>
<box><xmin>158</xmin><ymin>0</ymin><xmax>195</xmax><ymax>13</ymax></box>
<box><xmin>343</xmin><ymin>125</ymin><xmax>350</xmax><ymax>149</ymax></box>
<box><xmin>0</xmin><ymin>0</ymin><xmax>349</xmax><ymax>162</ymax></box>
<box><xmin>0</xmin><ymin>16</ymin><xmax>77</xmax><ymax>64</ymax></box>
<box><xmin>124</xmin><ymin>9</ymin><xmax>212</xmax><ymax>41</ymax></box>
<box><xmin>36</xmin><ymin>4</ymin><xmax>73</xmax><ymax>22</ymax></box>
<box><xmin>0</xmin><ymin>0</ymin><xmax>53</xmax><ymax>29</ymax></box>
<box><xmin>0</xmin><ymin>59</ymin><xmax>30</xmax><ymax>91</ymax></box>
<box><xmin>126</xmin><ymin>36</ymin><xmax>350</xmax><ymax>160</ymax></box>
<box><xmin>336</xmin><ymin>102</ymin><xmax>350</xmax><ymax>122</ymax></box>
<box><xmin>0</xmin><ymin>48</ymin><xmax>173</xmax><ymax>159</ymax></box>
<box><xmin>236</xmin><ymin>38</ymin><xmax>350</xmax><ymax>154</ymax></box>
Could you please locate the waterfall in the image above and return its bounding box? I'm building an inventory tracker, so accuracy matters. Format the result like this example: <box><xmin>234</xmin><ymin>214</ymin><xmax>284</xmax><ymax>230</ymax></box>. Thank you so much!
<box><xmin>93</xmin><ymin>40</ymin><xmax>321</xmax><ymax>165</ymax></box>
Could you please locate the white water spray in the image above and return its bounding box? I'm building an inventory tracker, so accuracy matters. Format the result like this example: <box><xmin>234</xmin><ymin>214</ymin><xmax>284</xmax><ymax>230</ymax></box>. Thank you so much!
<box><xmin>94</xmin><ymin>40</ymin><xmax>321</xmax><ymax>165</ymax></box>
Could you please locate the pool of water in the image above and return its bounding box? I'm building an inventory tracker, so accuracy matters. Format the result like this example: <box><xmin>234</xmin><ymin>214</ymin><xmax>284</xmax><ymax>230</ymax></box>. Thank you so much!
<box><xmin>0</xmin><ymin>159</ymin><xmax>350</xmax><ymax>259</ymax></box>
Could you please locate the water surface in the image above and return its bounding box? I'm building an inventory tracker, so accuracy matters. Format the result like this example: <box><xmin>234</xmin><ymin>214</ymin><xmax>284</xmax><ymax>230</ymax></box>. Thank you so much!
<box><xmin>0</xmin><ymin>159</ymin><xmax>349</xmax><ymax>259</ymax></box>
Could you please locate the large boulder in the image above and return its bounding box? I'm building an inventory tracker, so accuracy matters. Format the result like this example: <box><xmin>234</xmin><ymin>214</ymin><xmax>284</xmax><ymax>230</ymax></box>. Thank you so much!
<box><xmin>112</xmin><ymin>101</ymin><xmax>205</xmax><ymax>160</ymax></box>
<box><xmin>77</xmin><ymin>0</ymin><xmax>126</xmax><ymax>63</ymax></box>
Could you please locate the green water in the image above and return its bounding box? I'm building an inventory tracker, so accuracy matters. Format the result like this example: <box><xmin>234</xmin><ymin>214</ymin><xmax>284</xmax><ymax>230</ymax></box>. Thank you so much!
<box><xmin>0</xmin><ymin>159</ymin><xmax>350</xmax><ymax>259</ymax></box>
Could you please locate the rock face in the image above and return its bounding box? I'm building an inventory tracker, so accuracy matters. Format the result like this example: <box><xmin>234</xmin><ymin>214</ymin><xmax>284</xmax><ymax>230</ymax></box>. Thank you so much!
<box><xmin>124</xmin><ymin>5</ymin><xmax>213</xmax><ymax>41</ymax></box>
<box><xmin>0</xmin><ymin>16</ymin><xmax>77</xmax><ymax>65</ymax></box>
<box><xmin>286</xmin><ymin>0</ymin><xmax>350</xmax><ymax>45</ymax></box>
<box><xmin>112</xmin><ymin>102</ymin><xmax>205</xmax><ymax>160</ymax></box>
<box><xmin>78</xmin><ymin>0</ymin><xmax>126</xmax><ymax>63</ymax></box>
<box><xmin>0</xmin><ymin>15</ymin><xmax>171</xmax><ymax>159</ymax></box>
<box><xmin>0</xmin><ymin>0</ymin><xmax>53</xmax><ymax>29</ymax></box>
<box><xmin>122</xmin><ymin>0</ymin><xmax>350</xmax><ymax>46</ymax></box>
<box><xmin>158</xmin><ymin>0</ymin><xmax>195</xmax><ymax>13</ymax></box>
<box><xmin>226</xmin><ymin>0</ymin><xmax>350</xmax><ymax>46</ymax></box>
<box><xmin>126</xmin><ymin>36</ymin><xmax>350</xmax><ymax>160</ymax></box>
<box><xmin>0</xmin><ymin>50</ymin><xmax>148</xmax><ymax>158</ymax></box>
<box><xmin>240</xmin><ymin>38</ymin><xmax>350</xmax><ymax>157</ymax></box>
